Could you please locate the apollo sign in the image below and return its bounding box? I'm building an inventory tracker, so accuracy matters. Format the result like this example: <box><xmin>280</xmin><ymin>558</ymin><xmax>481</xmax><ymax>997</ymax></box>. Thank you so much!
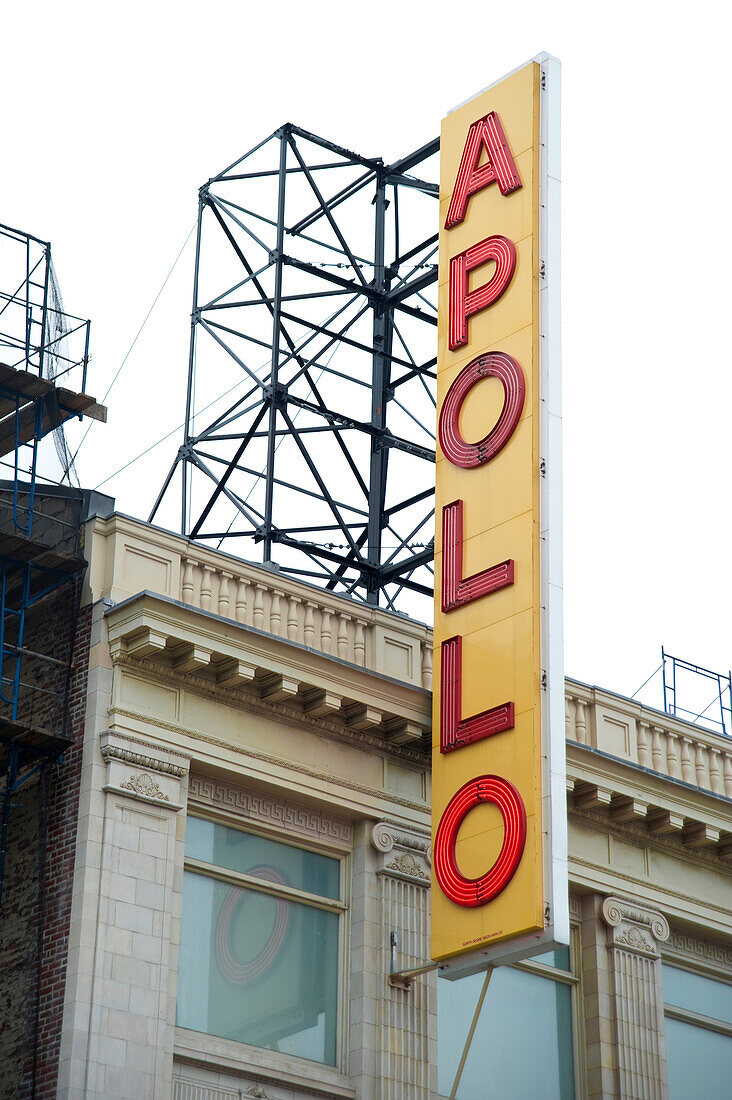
<box><xmin>431</xmin><ymin>57</ymin><xmax>568</xmax><ymax>974</ymax></box>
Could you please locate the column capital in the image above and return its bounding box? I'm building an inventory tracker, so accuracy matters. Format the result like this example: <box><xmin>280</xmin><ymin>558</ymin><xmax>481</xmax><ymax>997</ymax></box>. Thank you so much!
<box><xmin>602</xmin><ymin>896</ymin><xmax>670</xmax><ymax>958</ymax></box>
<box><xmin>371</xmin><ymin>821</ymin><xmax>431</xmax><ymax>885</ymax></box>
<box><xmin>100</xmin><ymin>730</ymin><xmax>190</xmax><ymax>810</ymax></box>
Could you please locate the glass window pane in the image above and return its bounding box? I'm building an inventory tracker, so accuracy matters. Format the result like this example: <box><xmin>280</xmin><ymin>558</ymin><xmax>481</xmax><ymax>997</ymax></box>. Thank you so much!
<box><xmin>438</xmin><ymin>968</ymin><xmax>574</xmax><ymax>1099</ymax></box>
<box><xmin>666</xmin><ymin>1017</ymin><xmax>732</xmax><ymax>1100</ymax></box>
<box><xmin>663</xmin><ymin>965</ymin><xmax>732</xmax><ymax>1025</ymax></box>
<box><xmin>531</xmin><ymin>946</ymin><xmax>571</xmax><ymax>971</ymax></box>
<box><xmin>185</xmin><ymin>816</ymin><xmax>340</xmax><ymax>900</ymax></box>
<box><xmin>437</xmin><ymin>972</ymin><xmax>484</xmax><ymax>1092</ymax></box>
<box><xmin>177</xmin><ymin>870</ymin><xmax>339</xmax><ymax>1065</ymax></box>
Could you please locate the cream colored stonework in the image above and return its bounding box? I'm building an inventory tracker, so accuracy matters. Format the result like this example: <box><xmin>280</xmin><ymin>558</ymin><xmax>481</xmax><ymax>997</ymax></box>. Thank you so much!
<box><xmin>57</xmin><ymin>512</ymin><xmax>732</xmax><ymax>1100</ymax></box>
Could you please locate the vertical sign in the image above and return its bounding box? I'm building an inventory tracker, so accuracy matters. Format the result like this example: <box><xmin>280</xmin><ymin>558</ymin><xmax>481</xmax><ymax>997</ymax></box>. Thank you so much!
<box><xmin>432</xmin><ymin>56</ymin><xmax>567</xmax><ymax>974</ymax></box>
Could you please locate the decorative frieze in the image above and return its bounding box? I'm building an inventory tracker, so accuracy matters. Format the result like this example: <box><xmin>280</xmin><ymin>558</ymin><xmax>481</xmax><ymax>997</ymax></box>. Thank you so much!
<box><xmin>188</xmin><ymin>773</ymin><xmax>352</xmax><ymax>851</ymax></box>
<box><xmin>664</xmin><ymin>928</ymin><xmax>732</xmax><ymax>976</ymax></box>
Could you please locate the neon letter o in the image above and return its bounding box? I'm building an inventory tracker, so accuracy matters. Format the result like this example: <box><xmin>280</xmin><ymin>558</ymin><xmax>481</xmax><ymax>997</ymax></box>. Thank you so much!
<box><xmin>438</xmin><ymin>352</ymin><xmax>525</xmax><ymax>468</ymax></box>
<box><xmin>434</xmin><ymin>775</ymin><xmax>526</xmax><ymax>907</ymax></box>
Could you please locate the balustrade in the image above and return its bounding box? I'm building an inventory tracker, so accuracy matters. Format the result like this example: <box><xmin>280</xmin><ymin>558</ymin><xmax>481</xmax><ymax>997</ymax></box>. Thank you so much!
<box><xmin>177</xmin><ymin>551</ymin><xmax>433</xmax><ymax>689</ymax></box>
<box><xmin>565</xmin><ymin>683</ymin><xmax>732</xmax><ymax>798</ymax></box>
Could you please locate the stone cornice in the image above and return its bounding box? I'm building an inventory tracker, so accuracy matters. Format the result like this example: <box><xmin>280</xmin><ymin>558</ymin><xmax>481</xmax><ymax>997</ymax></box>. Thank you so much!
<box><xmin>569</xmin><ymin>805</ymin><xmax>732</xmax><ymax>873</ymax></box>
<box><xmin>105</xmin><ymin>591</ymin><xmax>431</xmax><ymax>754</ymax></box>
<box><xmin>568</xmin><ymin>749</ymin><xmax>732</xmax><ymax>863</ymax></box>
<box><xmin>114</xmin><ymin>652</ymin><xmax>429</xmax><ymax>767</ymax></box>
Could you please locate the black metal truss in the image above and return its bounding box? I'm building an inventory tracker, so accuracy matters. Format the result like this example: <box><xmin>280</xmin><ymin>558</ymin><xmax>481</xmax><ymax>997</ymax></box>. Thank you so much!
<box><xmin>152</xmin><ymin>123</ymin><xmax>439</xmax><ymax>613</ymax></box>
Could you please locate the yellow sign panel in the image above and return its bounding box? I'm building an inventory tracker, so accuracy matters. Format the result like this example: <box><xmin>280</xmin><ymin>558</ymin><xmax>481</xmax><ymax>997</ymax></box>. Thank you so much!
<box><xmin>432</xmin><ymin>59</ymin><xmax>565</xmax><ymax>969</ymax></box>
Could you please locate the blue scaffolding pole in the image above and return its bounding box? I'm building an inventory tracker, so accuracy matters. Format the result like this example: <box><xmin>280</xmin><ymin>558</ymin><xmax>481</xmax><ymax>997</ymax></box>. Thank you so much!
<box><xmin>0</xmin><ymin>225</ymin><xmax>106</xmax><ymax>914</ymax></box>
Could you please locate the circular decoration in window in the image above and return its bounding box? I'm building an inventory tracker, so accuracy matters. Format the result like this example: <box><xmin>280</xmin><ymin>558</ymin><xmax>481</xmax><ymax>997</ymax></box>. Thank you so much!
<box><xmin>215</xmin><ymin>866</ymin><xmax>290</xmax><ymax>983</ymax></box>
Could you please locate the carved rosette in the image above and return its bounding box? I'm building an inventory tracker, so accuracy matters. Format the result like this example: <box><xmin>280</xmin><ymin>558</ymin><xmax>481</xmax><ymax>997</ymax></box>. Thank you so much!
<box><xmin>100</xmin><ymin>731</ymin><xmax>190</xmax><ymax>810</ymax></box>
<box><xmin>371</xmin><ymin>821</ymin><xmax>431</xmax><ymax>885</ymax></box>
<box><xmin>119</xmin><ymin>773</ymin><xmax>170</xmax><ymax>801</ymax></box>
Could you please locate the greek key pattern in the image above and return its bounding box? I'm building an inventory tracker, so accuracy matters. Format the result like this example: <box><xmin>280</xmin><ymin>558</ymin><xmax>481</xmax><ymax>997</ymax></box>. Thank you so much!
<box><xmin>665</xmin><ymin>930</ymin><xmax>732</xmax><ymax>975</ymax></box>
<box><xmin>188</xmin><ymin>774</ymin><xmax>352</xmax><ymax>849</ymax></box>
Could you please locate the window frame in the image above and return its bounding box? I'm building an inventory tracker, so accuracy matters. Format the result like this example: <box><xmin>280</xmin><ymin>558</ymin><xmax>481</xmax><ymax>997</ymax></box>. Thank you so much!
<box><xmin>178</xmin><ymin>808</ymin><xmax>351</xmax><ymax>1074</ymax></box>
<box><xmin>662</xmin><ymin>960</ymin><xmax>732</xmax><ymax>1039</ymax></box>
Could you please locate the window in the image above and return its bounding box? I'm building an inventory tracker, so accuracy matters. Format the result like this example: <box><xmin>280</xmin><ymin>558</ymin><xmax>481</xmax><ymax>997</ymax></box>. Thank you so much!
<box><xmin>663</xmin><ymin>963</ymin><xmax>732</xmax><ymax>1099</ymax></box>
<box><xmin>176</xmin><ymin>815</ymin><xmax>344</xmax><ymax>1066</ymax></box>
<box><xmin>437</xmin><ymin>943</ymin><xmax>579</xmax><ymax>1099</ymax></box>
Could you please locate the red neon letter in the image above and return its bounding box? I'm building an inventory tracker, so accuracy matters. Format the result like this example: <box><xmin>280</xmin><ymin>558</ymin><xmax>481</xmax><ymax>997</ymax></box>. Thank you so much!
<box><xmin>442</xmin><ymin>499</ymin><xmax>514</xmax><ymax>612</ymax></box>
<box><xmin>438</xmin><ymin>352</ymin><xmax>525</xmax><ymax>469</ymax></box>
<box><xmin>445</xmin><ymin>111</ymin><xmax>522</xmax><ymax>230</ymax></box>
<box><xmin>434</xmin><ymin>775</ymin><xmax>526</xmax><ymax>906</ymax></box>
<box><xmin>440</xmin><ymin>635</ymin><xmax>514</xmax><ymax>753</ymax></box>
<box><xmin>449</xmin><ymin>235</ymin><xmax>516</xmax><ymax>351</ymax></box>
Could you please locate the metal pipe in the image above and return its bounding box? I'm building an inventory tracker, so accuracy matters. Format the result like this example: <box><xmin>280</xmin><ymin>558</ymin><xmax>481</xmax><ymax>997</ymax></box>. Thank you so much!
<box><xmin>182</xmin><ymin>191</ymin><xmax>205</xmax><ymax>535</ymax></box>
<box><xmin>263</xmin><ymin>130</ymin><xmax>288</xmax><ymax>561</ymax></box>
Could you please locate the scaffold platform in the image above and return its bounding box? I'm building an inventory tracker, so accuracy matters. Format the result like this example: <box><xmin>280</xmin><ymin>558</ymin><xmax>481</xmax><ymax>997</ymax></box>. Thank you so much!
<box><xmin>0</xmin><ymin>361</ymin><xmax>106</xmax><ymax>457</ymax></box>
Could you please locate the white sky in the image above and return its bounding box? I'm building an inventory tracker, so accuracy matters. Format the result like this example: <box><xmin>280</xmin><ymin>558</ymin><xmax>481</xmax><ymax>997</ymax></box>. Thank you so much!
<box><xmin>2</xmin><ymin>1</ymin><xmax>731</xmax><ymax>714</ymax></box>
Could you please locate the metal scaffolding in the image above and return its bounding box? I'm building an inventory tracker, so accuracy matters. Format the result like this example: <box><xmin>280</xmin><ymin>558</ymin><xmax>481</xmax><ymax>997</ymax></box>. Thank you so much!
<box><xmin>0</xmin><ymin>223</ymin><xmax>106</xmax><ymax>912</ymax></box>
<box><xmin>662</xmin><ymin>647</ymin><xmax>732</xmax><ymax>737</ymax></box>
<box><xmin>150</xmin><ymin>124</ymin><xmax>439</xmax><ymax>616</ymax></box>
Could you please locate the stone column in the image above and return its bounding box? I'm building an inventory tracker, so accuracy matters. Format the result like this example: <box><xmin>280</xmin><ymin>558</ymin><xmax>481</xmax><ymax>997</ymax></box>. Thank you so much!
<box><xmin>580</xmin><ymin>893</ymin><xmax>616</xmax><ymax>1099</ymax></box>
<box><xmin>601</xmin><ymin>896</ymin><xmax>670</xmax><ymax>1100</ymax></box>
<box><xmin>64</xmin><ymin>728</ymin><xmax>189</xmax><ymax>1099</ymax></box>
<box><xmin>370</xmin><ymin>821</ymin><xmax>434</xmax><ymax>1100</ymax></box>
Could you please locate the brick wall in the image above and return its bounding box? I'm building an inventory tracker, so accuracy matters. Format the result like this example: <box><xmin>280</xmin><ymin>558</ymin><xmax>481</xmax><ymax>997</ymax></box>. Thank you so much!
<box><xmin>0</xmin><ymin>583</ymin><xmax>91</xmax><ymax>1100</ymax></box>
<box><xmin>0</xmin><ymin>767</ymin><xmax>43</xmax><ymax>1098</ymax></box>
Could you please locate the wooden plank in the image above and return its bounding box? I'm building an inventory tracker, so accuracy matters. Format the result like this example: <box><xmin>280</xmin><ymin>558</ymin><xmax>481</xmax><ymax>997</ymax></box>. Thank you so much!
<box><xmin>0</xmin><ymin>397</ymin><xmax>106</xmax><ymax>457</ymax></box>
<box><xmin>0</xmin><ymin>364</ymin><xmax>107</xmax><ymax>455</ymax></box>
<box><xmin>56</xmin><ymin>388</ymin><xmax>107</xmax><ymax>422</ymax></box>
<box><xmin>0</xmin><ymin>529</ymin><xmax>86</xmax><ymax>572</ymax></box>
<box><xmin>0</xmin><ymin>363</ymin><xmax>52</xmax><ymax>399</ymax></box>
<box><xmin>0</xmin><ymin>720</ymin><xmax>73</xmax><ymax>773</ymax></box>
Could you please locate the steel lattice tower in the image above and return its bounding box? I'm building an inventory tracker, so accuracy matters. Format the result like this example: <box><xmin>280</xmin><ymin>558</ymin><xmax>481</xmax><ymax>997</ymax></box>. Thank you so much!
<box><xmin>151</xmin><ymin>124</ymin><xmax>438</xmax><ymax>615</ymax></box>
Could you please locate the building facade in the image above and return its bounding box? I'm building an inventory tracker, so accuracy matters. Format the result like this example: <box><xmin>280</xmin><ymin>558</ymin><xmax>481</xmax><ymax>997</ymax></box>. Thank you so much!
<box><xmin>1</xmin><ymin>506</ymin><xmax>731</xmax><ymax>1098</ymax></box>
